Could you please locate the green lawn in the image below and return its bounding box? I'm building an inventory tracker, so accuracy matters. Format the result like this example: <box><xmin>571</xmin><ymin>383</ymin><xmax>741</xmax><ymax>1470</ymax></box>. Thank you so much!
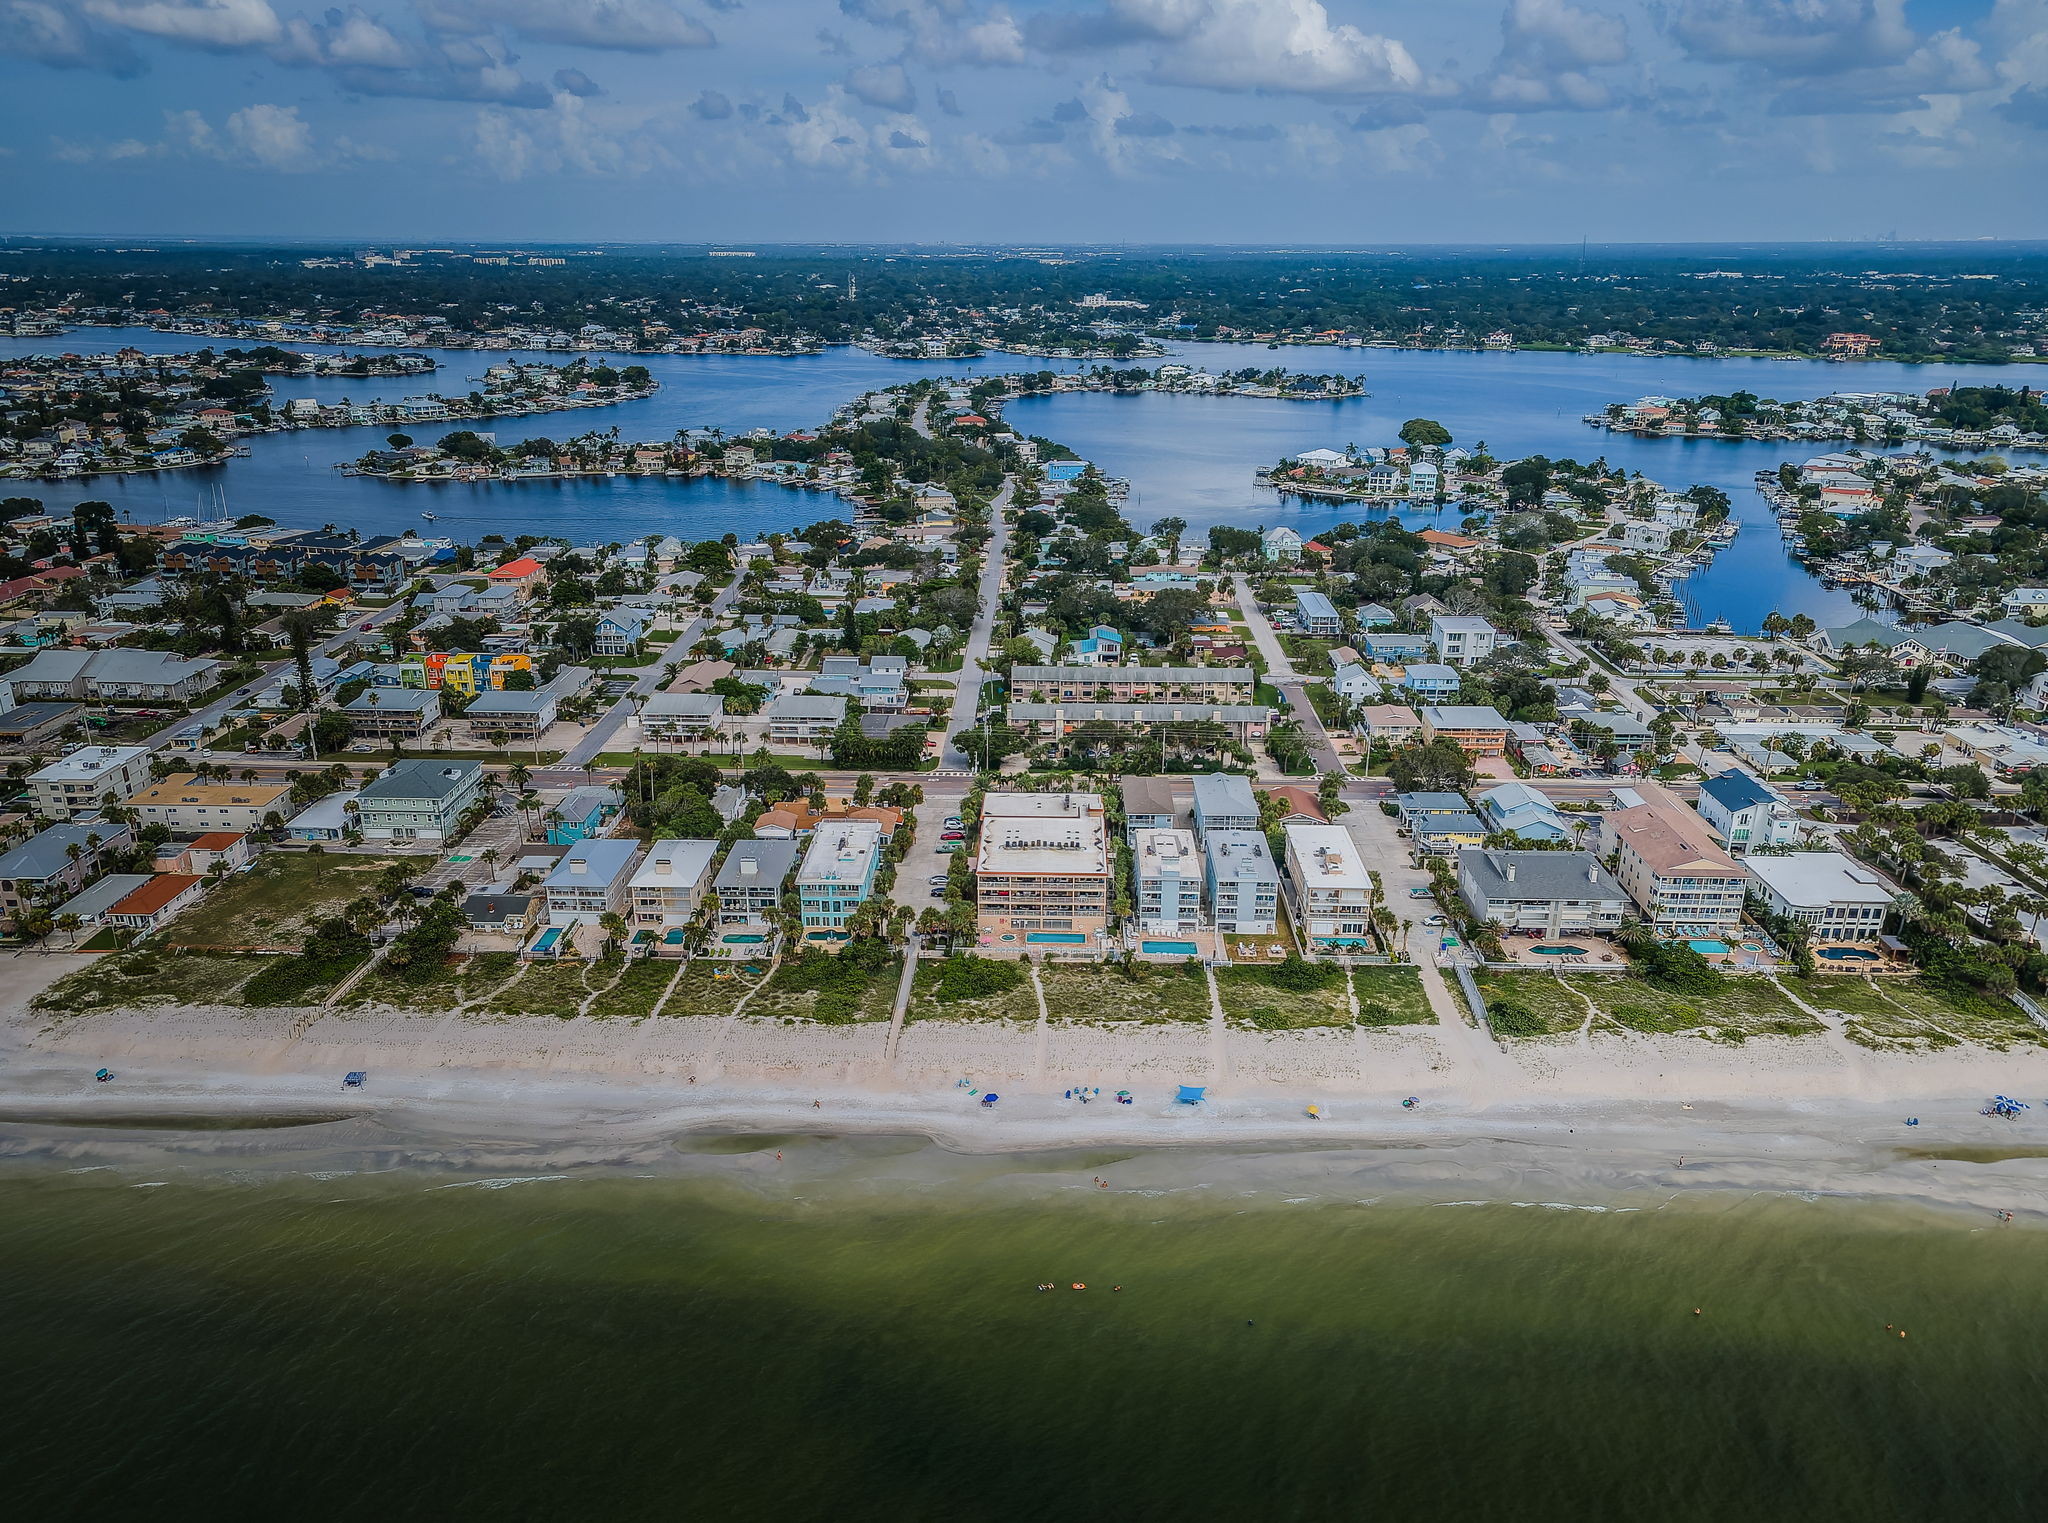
<box><xmin>1215</xmin><ymin>964</ymin><xmax>1351</xmax><ymax>1030</ymax></box>
<box><xmin>1042</xmin><ymin>961</ymin><xmax>1213</xmax><ymax>1024</ymax></box>
<box><xmin>1352</xmin><ymin>966</ymin><xmax>1435</xmax><ymax>1027</ymax></box>
<box><xmin>165</xmin><ymin>853</ymin><xmax>408</xmax><ymax>951</ymax></box>
<box><xmin>34</xmin><ymin>948</ymin><xmax>261</xmax><ymax>1013</ymax></box>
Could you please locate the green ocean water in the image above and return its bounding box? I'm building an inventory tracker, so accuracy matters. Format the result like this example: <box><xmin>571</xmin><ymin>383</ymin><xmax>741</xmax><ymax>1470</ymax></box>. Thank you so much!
<box><xmin>3</xmin><ymin>1136</ymin><xmax>2044</xmax><ymax>1522</ymax></box>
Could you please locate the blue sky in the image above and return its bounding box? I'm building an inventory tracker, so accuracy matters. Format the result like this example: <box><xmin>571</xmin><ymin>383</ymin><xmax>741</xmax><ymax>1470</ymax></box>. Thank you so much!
<box><xmin>2</xmin><ymin>0</ymin><xmax>2045</xmax><ymax>241</ymax></box>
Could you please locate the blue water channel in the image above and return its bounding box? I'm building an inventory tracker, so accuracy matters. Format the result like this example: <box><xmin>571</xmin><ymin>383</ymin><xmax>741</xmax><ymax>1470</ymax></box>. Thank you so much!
<box><xmin>2</xmin><ymin>326</ymin><xmax>2003</xmax><ymax>632</ymax></box>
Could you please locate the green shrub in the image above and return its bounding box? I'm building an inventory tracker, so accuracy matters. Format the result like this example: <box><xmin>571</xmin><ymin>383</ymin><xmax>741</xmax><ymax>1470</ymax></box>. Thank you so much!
<box><xmin>1258</xmin><ymin>955</ymin><xmax>1341</xmax><ymax>993</ymax></box>
<box><xmin>1483</xmin><ymin>994</ymin><xmax>1547</xmax><ymax>1037</ymax></box>
<box><xmin>1632</xmin><ymin>940</ymin><xmax>1724</xmax><ymax>996</ymax></box>
<box><xmin>241</xmin><ymin>916</ymin><xmax>370</xmax><ymax>1006</ymax></box>
<box><xmin>933</xmin><ymin>955</ymin><xmax>1025</xmax><ymax>1002</ymax></box>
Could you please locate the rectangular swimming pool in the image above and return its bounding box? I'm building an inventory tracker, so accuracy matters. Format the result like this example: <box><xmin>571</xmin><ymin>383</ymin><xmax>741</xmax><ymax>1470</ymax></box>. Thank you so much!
<box><xmin>1026</xmin><ymin>932</ymin><xmax>1088</xmax><ymax>944</ymax></box>
<box><xmin>1141</xmin><ymin>940</ymin><xmax>1200</xmax><ymax>956</ymax></box>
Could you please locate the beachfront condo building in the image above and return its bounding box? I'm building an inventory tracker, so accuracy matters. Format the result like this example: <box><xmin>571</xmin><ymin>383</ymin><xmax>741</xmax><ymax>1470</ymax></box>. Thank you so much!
<box><xmin>1133</xmin><ymin>827</ymin><xmax>1202</xmax><ymax>935</ymax></box>
<box><xmin>1599</xmin><ymin>803</ymin><xmax>1750</xmax><ymax>933</ymax></box>
<box><xmin>1281</xmin><ymin>823</ymin><xmax>1374</xmax><ymax>946</ymax></box>
<box><xmin>796</xmin><ymin>822</ymin><xmax>885</xmax><ymax>938</ymax></box>
<box><xmin>974</xmin><ymin>792</ymin><xmax>1111</xmax><ymax>951</ymax></box>
<box><xmin>1204</xmin><ymin>829</ymin><xmax>1279</xmax><ymax>935</ymax></box>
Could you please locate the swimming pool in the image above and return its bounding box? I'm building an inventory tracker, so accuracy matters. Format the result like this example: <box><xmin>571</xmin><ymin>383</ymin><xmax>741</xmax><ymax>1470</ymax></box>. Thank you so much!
<box><xmin>1530</xmin><ymin>945</ymin><xmax>1589</xmax><ymax>956</ymax></box>
<box><xmin>1027</xmin><ymin>932</ymin><xmax>1088</xmax><ymax>944</ymax></box>
<box><xmin>1688</xmin><ymin>940</ymin><xmax>1731</xmax><ymax>956</ymax></box>
<box><xmin>1817</xmin><ymin>946</ymin><xmax>1881</xmax><ymax>961</ymax></box>
<box><xmin>530</xmin><ymin>927</ymin><xmax>564</xmax><ymax>956</ymax></box>
<box><xmin>1141</xmin><ymin>940</ymin><xmax>1200</xmax><ymax>956</ymax></box>
<box><xmin>721</xmin><ymin>933</ymin><xmax>767</xmax><ymax>944</ymax></box>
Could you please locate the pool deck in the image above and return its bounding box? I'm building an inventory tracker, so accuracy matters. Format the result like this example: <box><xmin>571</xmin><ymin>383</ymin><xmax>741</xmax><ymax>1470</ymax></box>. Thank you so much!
<box><xmin>1493</xmin><ymin>940</ymin><xmax>1629</xmax><ymax>968</ymax></box>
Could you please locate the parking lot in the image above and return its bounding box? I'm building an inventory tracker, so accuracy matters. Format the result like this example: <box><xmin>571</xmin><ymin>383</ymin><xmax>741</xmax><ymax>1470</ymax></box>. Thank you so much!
<box><xmin>891</xmin><ymin>795</ymin><xmax>969</xmax><ymax>919</ymax></box>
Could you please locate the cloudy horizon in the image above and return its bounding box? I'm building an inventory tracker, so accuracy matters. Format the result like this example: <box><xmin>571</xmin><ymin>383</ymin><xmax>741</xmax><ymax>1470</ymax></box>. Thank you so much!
<box><xmin>2</xmin><ymin>0</ymin><xmax>2044</xmax><ymax>242</ymax></box>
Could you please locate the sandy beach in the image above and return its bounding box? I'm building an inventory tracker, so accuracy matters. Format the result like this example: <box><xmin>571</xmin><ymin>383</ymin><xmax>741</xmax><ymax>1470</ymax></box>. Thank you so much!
<box><xmin>7</xmin><ymin>951</ymin><xmax>2048</xmax><ymax>1221</ymax></box>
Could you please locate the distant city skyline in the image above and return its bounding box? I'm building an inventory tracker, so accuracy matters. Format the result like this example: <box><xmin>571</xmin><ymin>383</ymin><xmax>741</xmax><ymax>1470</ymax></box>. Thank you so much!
<box><xmin>3</xmin><ymin>0</ymin><xmax>2044</xmax><ymax>242</ymax></box>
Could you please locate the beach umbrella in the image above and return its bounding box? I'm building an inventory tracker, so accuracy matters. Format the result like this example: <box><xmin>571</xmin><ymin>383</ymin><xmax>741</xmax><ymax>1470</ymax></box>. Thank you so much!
<box><xmin>1176</xmin><ymin>1085</ymin><xmax>1205</xmax><ymax>1105</ymax></box>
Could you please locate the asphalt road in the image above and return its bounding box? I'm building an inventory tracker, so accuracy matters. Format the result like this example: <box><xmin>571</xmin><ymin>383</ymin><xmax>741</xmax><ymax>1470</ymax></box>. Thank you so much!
<box><xmin>939</xmin><ymin>476</ymin><xmax>1014</xmax><ymax>772</ymax></box>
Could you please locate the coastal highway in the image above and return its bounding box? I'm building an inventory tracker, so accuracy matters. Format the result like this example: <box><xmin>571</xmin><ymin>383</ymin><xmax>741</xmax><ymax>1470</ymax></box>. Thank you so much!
<box><xmin>939</xmin><ymin>477</ymin><xmax>1015</xmax><ymax>772</ymax></box>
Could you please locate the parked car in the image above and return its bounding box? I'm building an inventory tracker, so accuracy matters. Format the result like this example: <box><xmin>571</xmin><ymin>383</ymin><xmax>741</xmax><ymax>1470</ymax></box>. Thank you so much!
<box><xmin>936</xmin><ymin>841</ymin><xmax>963</xmax><ymax>854</ymax></box>
<box><xmin>940</xmin><ymin>830</ymin><xmax>966</xmax><ymax>841</ymax></box>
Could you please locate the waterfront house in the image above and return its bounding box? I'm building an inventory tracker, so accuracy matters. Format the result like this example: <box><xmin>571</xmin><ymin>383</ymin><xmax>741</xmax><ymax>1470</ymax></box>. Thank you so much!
<box><xmin>542</xmin><ymin>839</ymin><xmax>643</xmax><ymax>928</ymax></box>
<box><xmin>0</xmin><ymin>818</ymin><xmax>134</xmax><ymax>931</ymax></box>
<box><xmin>974</xmin><ymin>792</ymin><xmax>1111</xmax><ymax>950</ymax></box>
<box><xmin>714</xmin><ymin>839</ymin><xmax>799</xmax><ymax>928</ymax></box>
<box><xmin>104</xmin><ymin>872</ymin><xmax>206</xmax><ymax>936</ymax></box>
<box><xmin>1262</xmin><ymin>527</ymin><xmax>1303</xmax><ymax>563</ymax></box>
<box><xmin>796</xmin><ymin>823</ymin><xmax>885</xmax><ymax>939</ymax></box>
<box><xmin>1695</xmin><ymin>770</ymin><xmax>1799</xmax><ymax>855</ymax></box>
<box><xmin>1743</xmin><ymin>852</ymin><xmax>1893</xmax><ymax>943</ymax></box>
<box><xmin>628</xmin><ymin>839</ymin><xmax>719</xmax><ymax>930</ymax></box>
<box><xmin>464</xmin><ymin>892</ymin><xmax>537</xmax><ymax>935</ymax></box>
<box><xmin>1457</xmin><ymin>849</ymin><xmax>1626</xmax><ymax>937</ymax></box>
